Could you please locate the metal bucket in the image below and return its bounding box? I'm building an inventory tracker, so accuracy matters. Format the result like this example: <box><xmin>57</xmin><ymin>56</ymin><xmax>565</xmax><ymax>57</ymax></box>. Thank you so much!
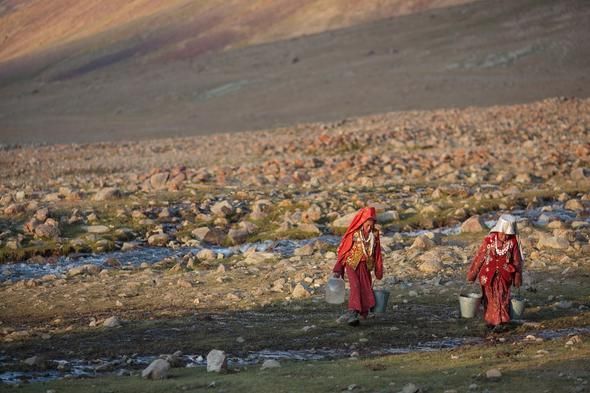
<box><xmin>459</xmin><ymin>292</ymin><xmax>482</xmax><ymax>318</ymax></box>
<box><xmin>510</xmin><ymin>296</ymin><xmax>525</xmax><ymax>320</ymax></box>
<box><xmin>373</xmin><ymin>289</ymin><xmax>390</xmax><ymax>313</ymax></box>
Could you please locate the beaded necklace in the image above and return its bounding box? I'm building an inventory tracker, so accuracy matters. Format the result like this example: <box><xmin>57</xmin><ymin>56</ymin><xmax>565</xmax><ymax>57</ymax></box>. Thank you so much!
<box><xmin>494</xmin><ymin>234</ymin><xmax>511</xmax><ymax>256</ymax></box>
<box><xmin>359</xmin><ymin>229</ymin><xmax>375</xmax><ymax>257</ymax></box>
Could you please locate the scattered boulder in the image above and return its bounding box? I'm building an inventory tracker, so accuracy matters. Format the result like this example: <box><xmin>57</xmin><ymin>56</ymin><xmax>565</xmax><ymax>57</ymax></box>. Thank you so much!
<box><xmin>34</xmin><ymin>224</ymin><xmax>60</xmax><ymax>239</ymax></box>
<box><xmin>102</xmin><ymin>316</ymin><xmax>121</xmax><ymax>328</ymax></box>
<box><xmin>460</xmin><ymin>215</ymin><xmax>486</xmax><ymax>233</ymax></box>
<box><xmin>292</xmin><ymin>283</ymin><xmax>311</xmax><ymax>299</ymax></box>
<box><xmin>261</xmin><ymin>359</ymin><xmax>281</xmax><ymax>370</ymax></box>
<box><xmin>191</xmin><ymin>227</ymin><xmax>226</xmax><ymax>245</ymax></box>
<box><xmin>486</xmin><ymin>368</ymin><xmax>502</xmax><ymax>379</ymax></box>
<box><xmin>206</xmin><ymin>349</ymin><xmax>227</xmax><ymax>373</ymax></box>
<box><xmin>141</xmin><ymin>359</ymin><xmax>170</xmax><ymax>380</ymax></box>
<box><xmin>410</xmin><ymin>235</ymin><xmax>435</xmax><ymax>250</ymax></box>
<box><xmin>148</xmin><ymin>233</ymin><xmax>170</xmax><ymax>246</ymax></box>
<box><xmin>400</xmin><ymin>383</ymin><xmax>420</xmax><ymax>393</ymax></box>
<box><xmin>197</xmin><ymin>248</ymin><xmax>217</xmax><ymax>261</ymax></box>
<box><xmin>211</xmin><ymin>200</ymin><xmax>233</xmax><ymax>217</ymax></box>
<box><xmin>537</xmin><ymin>234</ymin><xmax>569</xmax><ymax>250</ymax></box>
<box><xmin>564</xmin><ymin>199</ymin><xmax>584</xmax><ymax>211</ymax></box>
<box><xmin>227</xmin><ymin>228</ymin><xmax>249</xmax><ymax>245</ymax></box>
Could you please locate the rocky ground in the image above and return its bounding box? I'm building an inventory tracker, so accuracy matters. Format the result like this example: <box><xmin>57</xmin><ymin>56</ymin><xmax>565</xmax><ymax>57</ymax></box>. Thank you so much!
<box><xmin>0</xmin><ymin>97</ymin><xmax>589</xmax><ymax>390</ymax></box>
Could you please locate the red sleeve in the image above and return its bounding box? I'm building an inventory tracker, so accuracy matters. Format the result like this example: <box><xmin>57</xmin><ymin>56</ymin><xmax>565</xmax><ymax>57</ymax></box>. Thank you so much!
<box><xmin>512</xmin><ymin>237</ymin><xmax>523</xmax><ymax>287</ymax></box>
<box><xmin>467</xmin><ymin>236</ymin><xmax>489</xmax><ymax>282</ymax></box>
<box><xmin>374</xmin><ymin>234</ymin><xmax>383</xmax><ymax>280</ymax></box>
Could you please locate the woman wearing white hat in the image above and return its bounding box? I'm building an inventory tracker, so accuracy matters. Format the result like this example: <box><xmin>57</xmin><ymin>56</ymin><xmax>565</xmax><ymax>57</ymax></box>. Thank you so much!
<box><xmin>467</xmin><ymin>214</ymin><xmax>523</xmax><ymax>328</ymax></box>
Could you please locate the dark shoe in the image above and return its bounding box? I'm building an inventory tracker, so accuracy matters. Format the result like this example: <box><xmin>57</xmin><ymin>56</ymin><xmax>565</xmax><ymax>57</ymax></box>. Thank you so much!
<box><xmin>347</xmin><ymin>311</ymin><xmax>360</xmax><ymax>326</ymax></box>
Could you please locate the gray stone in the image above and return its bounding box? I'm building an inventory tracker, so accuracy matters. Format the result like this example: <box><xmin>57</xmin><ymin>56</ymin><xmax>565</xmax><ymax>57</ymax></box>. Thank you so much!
<box><xmin>260</xmin><ymin>359</ymin><xmax>281</xmax><ymax>370</ymax></box>
<box><xmin>486</xmin><ymin>368</ymin><xmax>502</xmax><ymax>379</ymax></box>
<box><xmin>148</xmin><ymin>233</ymin><xmax>169</xmax><ymax>246</ymax></box>
<box><xmin>141</xmin><ymin>359</ymin><xmax>170</xmax><ymax>380</ymax></box>
<box><xmin>206</xmin><ymin>349</ymin><xmax>227</xmax><ymax>372</ymax></box>
<box><xmin>400</xmin><ymin>383</ymin><xmax>420</xmax><ymax>393</ymax></box>
<box><xmin>103</xmin><ymin>316</ymin><xmax>121</xmax><ymax>328</ymax></box>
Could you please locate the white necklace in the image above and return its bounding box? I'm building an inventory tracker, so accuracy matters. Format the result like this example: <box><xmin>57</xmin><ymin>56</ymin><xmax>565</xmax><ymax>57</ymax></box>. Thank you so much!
<box><xmin>359</xmin><ymin>229</ymin><xmax>375</xmax><ymax>257</ymax></box>
<box><xmin>494</xmin><ymin>235</ymin><xmax>511</xmax><ymax>256</ymax></box>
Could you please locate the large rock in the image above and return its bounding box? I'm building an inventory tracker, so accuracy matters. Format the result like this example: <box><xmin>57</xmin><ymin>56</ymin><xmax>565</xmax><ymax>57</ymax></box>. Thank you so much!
<box><xmin>34</xmin><ymin>224</ymin><xmax>60</xmax><ymax>239</ymax></box>
<box><xmin>410</xmin><ymin>235</ymin><xmax>435</xmax><ymax>250</ymax></box>
<box><xmin>227</xmin><ymin>228</ymin><xmax>249</xmax><ymax>245</ymax></box>
<box><xmin>564</xmin><ymin>199</ymin><xmax>584</xmax><ymax>212</ymax></box>
<box><xmin>292</xmin><ymin>283</ymin><xmax>311</xmax><ymax>299</ymax></box>
<box><xmin>537</xmin><ymin>234</ymin><xmax>569</xmax><ymax>250</ymax></box>
<box><xmin>103</xmin><ymin>316</ymin><xmax>121</xmax><ymax>328</ymax></box>
<box><xmin>206</xmin><ymin>349</ymin><xmax>227</xmax><ymax>372</ymax></box>
<box><xmin>191</xmin><ymin>227</ymin><xmax>226</xmax><ymax>245</ymax></box>
<box><xmin>150</xmin><ymin>172</ymin><xmax>170</xmax><ymax>190</ymax></box>
<box><xmin>148</xmin><ymin>233</ymin><xmax>170</xmax><ymax>246</ymax></box>
<box><xmin>211</xmin><ymin>200</ymin><xmax>233</xmax><ymax>217</ymax></box>
<box><xmin>460</xmin><ymin>215</ymin><xmax>486</xmax><ymax>233</ymax></box>
<box><xmin>141</xmin><ymin>359</ymin><xmax>170</xmax><ymax>380</ymax></box>
<box><xmin>486</xmin><ymin>368</ymin><xmax>502</xmax><ymax>379</ymax></box>
<box><xmin>197</xmin><ymin>248</ymin><xmax>217</xmax><ymax>261</ymax></box>
<box><xmin>93</xmin><ymin>187</ymin><xmax>121</xmax><ymax>201</ymax></box>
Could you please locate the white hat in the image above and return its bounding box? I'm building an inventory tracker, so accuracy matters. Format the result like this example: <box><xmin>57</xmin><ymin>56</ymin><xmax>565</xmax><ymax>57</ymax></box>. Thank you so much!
<box><xmin>490</xmin><ymin>214</ymin><xmax>517</xmax><ymax>235</ymax></box>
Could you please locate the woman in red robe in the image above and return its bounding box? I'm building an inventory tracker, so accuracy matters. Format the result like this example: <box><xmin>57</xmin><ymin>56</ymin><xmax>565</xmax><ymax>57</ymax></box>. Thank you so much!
<box><xmin>332</xmin><ymin>206</ymin><xmax>384</xmax><ymax>325</ymax></box>
<box><xmin>467</xmin><ymin>214</ymin><xmax>523</xmax><ymax>328</ymax></box>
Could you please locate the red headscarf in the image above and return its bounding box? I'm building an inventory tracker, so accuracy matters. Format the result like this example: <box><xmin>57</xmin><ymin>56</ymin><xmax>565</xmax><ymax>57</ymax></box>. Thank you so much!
<box><xmin>336</xmin><ymin>207</ymin><xmax>383</xmax><ymax>278</ymax></box>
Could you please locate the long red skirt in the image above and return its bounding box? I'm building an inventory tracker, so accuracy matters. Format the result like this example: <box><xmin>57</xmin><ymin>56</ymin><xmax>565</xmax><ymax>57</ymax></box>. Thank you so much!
<box><xmin>482</xmin><ymin>274</ymin><xmax>511</xmax><ymax>326</ymax></box>
<box><xmin>345</xmin><ymin>260</ymin><xmax>375</xmax><ymax>317</ymax></box>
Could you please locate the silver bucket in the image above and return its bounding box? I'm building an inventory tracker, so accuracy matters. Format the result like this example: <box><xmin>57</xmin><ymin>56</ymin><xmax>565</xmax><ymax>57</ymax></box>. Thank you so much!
<box><xmin>459</xmin><ymin>293</ymin><xmax>482</xmax><ymax>318</ymax></box>
<box><xmin>373</xmin><ymin>289</ymin><xmax>390</xmax><ymax>313</ymax></box>
<box><xmin>510</xmin><ymin>296</ymin><xmax>525</xmax><ymax>320</ymax></box>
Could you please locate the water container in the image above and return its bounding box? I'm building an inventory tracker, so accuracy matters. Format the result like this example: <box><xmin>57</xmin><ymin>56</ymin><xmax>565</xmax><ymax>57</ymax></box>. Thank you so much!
<box><xmin>325</xmin><ymin>277</ymin><xmax>345</xmax><ymax>304</ymax></box>
<box><xmin>510</xmin><ymin>295</ymin><xmax>525</xmax><ymax>320</ymax></box>
<box><xmin>459</xmin><ymin>292</ymin><xmax>482</xmax><ymax>318</ymax></box>
<box><xmin>373</xmin><ymin>289</ymin><xmax>390</xmax><ymax>313</ymax></box>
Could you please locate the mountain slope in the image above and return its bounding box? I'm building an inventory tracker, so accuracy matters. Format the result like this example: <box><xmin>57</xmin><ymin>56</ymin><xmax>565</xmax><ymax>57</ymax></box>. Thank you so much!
<box><xmin>0</xmin><ymin>0</ymin><xmax>589</xmax><ymax>145</ymax></box>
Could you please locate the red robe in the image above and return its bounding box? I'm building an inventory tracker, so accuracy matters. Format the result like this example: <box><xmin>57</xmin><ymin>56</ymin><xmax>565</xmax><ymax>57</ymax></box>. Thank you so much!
<box><xmin>333</xmin><ymin>207</ymin><xmax>384</xmax><ymax>317</ymax></box>
<box><xmin>467</xmin><ymin>233</ymin><xmax>522</xmax><ymax>326</ymax></box>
